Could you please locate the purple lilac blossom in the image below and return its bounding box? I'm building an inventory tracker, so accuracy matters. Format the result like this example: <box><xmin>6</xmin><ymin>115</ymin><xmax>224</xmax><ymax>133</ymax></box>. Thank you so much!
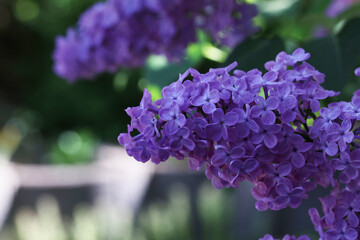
<box><xmin>355</xmin><ymin>67</ymin><xmax>360</xmax><ymax>77</ymax></box>
<box><xmin>53</xmin><ymin>0</ymin><xmax>258</xmax><ymax>82</ymax></box>
<box><xmin>326</xmin><ymin>0</ymin><xmax>360</xmax><ymax>18</ymax></box>
<box><xmin>119</xmin><ymin>48</ymin><xmax>360</xmax><ymax>239</ymax></box>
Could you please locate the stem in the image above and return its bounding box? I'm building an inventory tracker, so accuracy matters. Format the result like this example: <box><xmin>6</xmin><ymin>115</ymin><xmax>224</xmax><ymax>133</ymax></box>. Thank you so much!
<box><xmin>263</xmin><ymin>86</ymin><xmax>268</xmax><ymax>99</ymax></box>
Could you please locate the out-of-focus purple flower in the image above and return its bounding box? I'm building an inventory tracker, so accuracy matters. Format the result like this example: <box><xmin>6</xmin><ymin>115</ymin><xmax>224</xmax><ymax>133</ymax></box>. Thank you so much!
<box><xmin>54</xmin><ymin>0</ymin><xmax>258</xmax><ymax>82</ymax></box>
<box><xmin>355</xmin><ymin>67</ymin><xmax>360</xmax><ymax>77</ymax></box>
<box><xmin>326</xmin><ymin>0</ymin><xmax>360</xmax><ymax>18</ymax></box>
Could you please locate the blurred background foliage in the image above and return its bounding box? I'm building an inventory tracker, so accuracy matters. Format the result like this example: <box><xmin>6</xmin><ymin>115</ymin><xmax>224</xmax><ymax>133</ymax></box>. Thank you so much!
<box><xmin>0</xmin><ymin>184</ymin><xmax>235</xmax><ymax>240</ymax></box>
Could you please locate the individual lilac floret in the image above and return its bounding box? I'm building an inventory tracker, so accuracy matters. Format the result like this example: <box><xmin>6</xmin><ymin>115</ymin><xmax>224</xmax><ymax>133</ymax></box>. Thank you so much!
<box><xmin>53</xmin><ymin>0</ymin><xmax>258</xmax><ymax>82</ymax></box>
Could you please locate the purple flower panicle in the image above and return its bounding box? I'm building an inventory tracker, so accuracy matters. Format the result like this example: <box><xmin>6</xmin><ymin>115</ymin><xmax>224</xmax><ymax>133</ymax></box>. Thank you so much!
<box><xmin>119</xmin><ymin>48</ymin><xmax>360</xmax><ymax>239</ymax></box>
<box><xmin>54</xmin><ymin>0</ymin><xmax>258</xmax><ymax>82</ymax></box>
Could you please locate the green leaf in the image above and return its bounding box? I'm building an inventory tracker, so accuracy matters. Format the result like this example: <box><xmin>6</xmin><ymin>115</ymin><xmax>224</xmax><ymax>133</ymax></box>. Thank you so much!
<box><xmin>338</xmin><ymin>18</ymin><xmax>360</xmax><ymax>84</ymax></box>
<box><xmin>225</xmin><ymin>37</ymin><xmax>284</xmax><ymax>72</ymax></box>
<box><xmin>302</xmin><ymin>36</ymin><xmax>343</xmax><ymax>91</ymax></box>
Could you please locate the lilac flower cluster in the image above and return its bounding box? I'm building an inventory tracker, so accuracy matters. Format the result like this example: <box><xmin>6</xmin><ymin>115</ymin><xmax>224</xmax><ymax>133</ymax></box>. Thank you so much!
<box><xmin>304</xmin><ymin>81</ymin><xmax>360</xmax><ymax>239</ymax></box>
<box><xmin>53</xmin><ymin>0</ymin><xmax>258</xmax><ymax>82</ymax></box>
<box><xmin>326</xmin><ymin>0</ymin><xmax>360</xmax><ymax>18</ymax></box>
<box><xmin>119</xmin><ymin>48</ymin><xmax>342</xmax><ymax>214</ymax></box>
<box><xmin>259</xmin><ymin>234</ymin><xmax>310</xmax><ymax>240</ymax></box>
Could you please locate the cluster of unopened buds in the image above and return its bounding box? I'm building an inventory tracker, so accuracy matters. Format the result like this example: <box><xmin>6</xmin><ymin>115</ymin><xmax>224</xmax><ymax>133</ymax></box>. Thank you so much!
<box><xmin>119</xmin><ymin>48</ymin><xmax>360</xmax><ymax>239</ymax></box>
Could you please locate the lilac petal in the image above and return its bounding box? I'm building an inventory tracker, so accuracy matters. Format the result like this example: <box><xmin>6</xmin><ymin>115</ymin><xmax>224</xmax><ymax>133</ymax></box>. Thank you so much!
<box><xmin>262</xmin><ymin>110</ymin><xmax>276</xmax><ymax>125</ymax></box>
<box><xmin>298</xmin><ymin>142</ymin><xmax>313</xmax><ymax>152</ymax></box>
<box><xmin>255</xmin><ymin>96</ymin><xmax>265</xmax><ymax>105</ymax></box>
<box><xmin>325</xmin><ymin>212</ymin><xmax>335</xmax><ymax>225</ymax></box>
<box><xmin>203</xmin><ymin>102</ymin><xmax>217</xmax><ymax>114</ymax></box>
<box><xmin>191</xmin><ymin>96</ymin><xmax>205</xmax><ymax>106</ymax></box>
<box><xmin>224</xmin><ymin>112</ymin><xmax>239</xmax><ymax>126</ymax></box>
<box><xmin>327</xmin><ymin>133</ymin><xmax>340</xmax><ymax>143</ymax></box>
<box><xmin>251</xmin><ymin>133</ymin><xmax>263</xmax><ymax>144</ymax></box>
<box><xmin>211</xmin><ymin>150</ymin><xmax>227</xmax><ymax>167</ymax></box>
<box><xmin>241</xmin><ymin>91</ymin><xmax>254</xmax><ymax>104</ymax></box>
<box><xmin>165</xmin><ymin>121</ymin><xmax>179</xmax><ymax>135</ymax></box>
<box><xmin>230</xmin><ymin>147</ymin><xmax>245</xmax><ymax>159</ymax></box>
<box><xmin>325</xmin><ymin>142</ymin><xmax>338</xmax><ymax>156</ymax></box>
<box><xmin>266</xmin><ymin>96</ymin><xmax>280</xmax><ymax>110</ymax></box>
<box><xmin>327</xmin><ymin>123</ymin><xmax>341</xmax><ymax>134</ymax></box>
<box><xmin>291</xmin><ymin>152</ymin><xmax>305</xmax><ymax>168</ymax></box>
<box><xmin>350</xmin><ymin>160</ymin><xmax>360</xmax><ymax>168</ymax></box>
<box><xmin>282</xmin><ymin>110</ymin><xmax>296</xmax><ymax>123</ymax></box>
<box><xmin>263</xmin><ymin>71</ymin><xmax>278</xmax><ymax>82</ymax></box>
<box><xmin>310</xmin><ymin>99</ymin><xmax>320</xmax><ymax>112</ymax></box>
<box><xmin>206</xmin><ymin>124</ymin><xmax>222</xmax><ymax>141</ymax></box>
<box><xmin>291</xmin><ymin>187</ymin><xmax>305</xmax><ymax>196</ymax></box>
<box><xmin>342</xmin><ymin>119</ymin><xmax>352</xmax><ymax>131</ymax></box>
<box><xmin>267</xmin><ymin>124</ymin><xmax>281</xmax><ymax>133</ymax></box>
<box><xmin>248</xmin><ymin>75</ymin><xmax>262</xmax><ymax>85</ymax></box>
<box><xmin>170</xmin><ymin>139</ymin><xmax>183</xmax><ymax>151</ymax></box>
<box><xmin>211</xmin><ymin>177</ymin><xmax>225</xmax><ymax>189</ymax></box>
<box><xmin>278</xmin><ymin>163</ymin><xmax>292</xmax><ymax>176</ymax></box>
<box><xmin>177</xmin><ymin>128</ymin><xmax>189</xmax><ymax>137</ymax></box>
<box><xmin>344</xmin><ymin>132</ymin><xmax>354</xmax><ymax>143</ymax></box>
<box><xmin>325</xmin><ymin>230</ymin><xmax>341</xmax><ymax>240</ymax></box>
<box><xmin>351</xmin><ymin>149</ymin><xmax>360</xmax><ymax>160</ymax></box>
<box><xmin>212</xmin><ymin>109</ymin><xmax>224</xmax><ymax>123</ymax></box>
<box><xmin>243</xmin><ymin>158</ymin><xmax>259</xmax><ymax>172</ymax></box>
<box><xmin>176</xmin><ymin>114</ymin><xmax>186</xmax><ymax>128</ymax></box>
<box><xmin>275</xmin><ymin>184</ymin><xmax>290</xmax><ymax>196</ymax></box>
<box><xmin>159</xmin><ymin>107</ymin><xmax>176</xmax><ymax>121</ymax></box>
<box><xmin>183</xmin><ymin>139</ymin><xmax>195</xmax><ymax>151</ymax></box>
<box><xmin>236</xmin><ymin>123</ymin><xmax>250</xmax><ymax>138</ymax></box>
<box><xmin>289</xmin><ymin>197</ymin><xmax>302</xmax><ymax>208</ymax></box>
<box><xmin>209</xmin><ymin>89</ymin><xmax>220</xmax><ymax>103</ymax></box>
<box><xmin>275</xmin><ymin>196</ymin><xmax>289</xmax><ymax>206</ymax></box>
<box><xmin>347</xmin><ymin>211</ymin><xmax>359</xmax><ymax>228</ymax></box>
<box><xmin>344</xmin><ymin>228</ymin><xmax>358</xmax><ymax>240</ymax></box>
<box><xmin>345</xmin><ymin>166</ymin><xmax>358</xmax><ymax>179</ymax></box>
<box><xmin>284</xmin><ymin>95</ymin><xmax>297</xmax><ymax>109</ymax></box>
<box><xmin>250</xmin><ymin>106</ymin><xmax>263</xmax><ymax>117</ymax></box>
<box><xmin>264</xmin><ymin>133</ymin><xmax>277</xmax><ymax>148</ymax></box>
<box><xmin>248</xmin><ymin>119</ymin><xmax>260</xmax><ymax>132</ymax></box>
<box><xmin>222</xmin><ymin>125</ymin><xmax>229</xmax><ymax>140</ymax></box>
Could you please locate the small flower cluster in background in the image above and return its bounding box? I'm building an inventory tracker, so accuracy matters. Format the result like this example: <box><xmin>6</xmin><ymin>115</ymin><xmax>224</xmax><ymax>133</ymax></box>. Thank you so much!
<box><xmin>119</xmin><ymin>47</ymin><xmax>360</xmax><ymax>239</ymax></box>
<box><xmin>53</xmin><ymin>0</ymin><xmax>258</xmax><ymax>82</ymax></box>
